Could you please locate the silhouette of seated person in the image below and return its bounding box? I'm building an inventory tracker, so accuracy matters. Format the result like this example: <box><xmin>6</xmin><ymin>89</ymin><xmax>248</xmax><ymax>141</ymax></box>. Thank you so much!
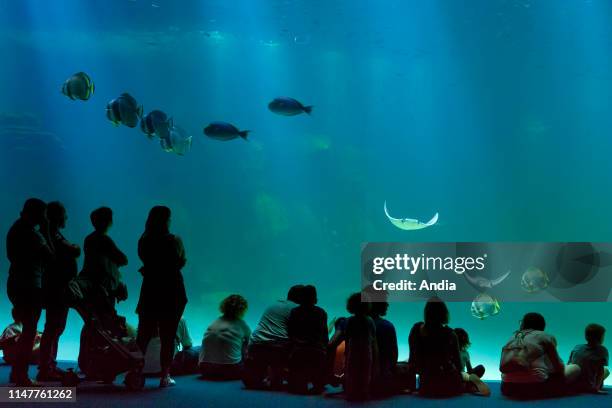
<box><xmin>455</xmin><ymin>328</ymin><xmax>486</xmax><ymax>379</ymax></box>
<box><xmin>170</xmin><ymin>318</ymin><xmax>201</xmax><ymax>376</ymax></box>
<box><xmin>369</xmin><ymin>301</ymin><xmax>400</xmax><ymax>396</ymax></box>
<box><xmin>501</xmin><ymin>312</ymin><xmax>581</xmax><ymax>398</ymax></box>
<box><xmin>143</xmin><ymin>317</ymin><xmax>197</xmax><ymax>375</ymax></box>
<box><xmin>343</xmin><ymin>293</ymin><xmax>377</xmax><ymax>401</ymax></box>
<box><xmin>287</xmin><ymin>285</ymin><xmax>328</xmax><ymax>394</ymax></box>
<box><xmin>199</xmin><ymin>294</ymin><xmax>250</xmax><ymax>380</ymax></box>
<box><xmin>568</xmin><ymin>323</ymin><xmax>609</xmax><ymax>393</ymax></box>
<box><xmin>242</xmin><ymin>285</ymin><xmax>303</xmax><ymax>389</ymax></box>
<box><xmin>408</xmin><ymin>297</ymin><xmax>464</xmax><ymax>397</ymax></box>
<box><xmin>0</xmin><ymin>308</ymin><xmax>42</xmax><ymax>365</ymax></box>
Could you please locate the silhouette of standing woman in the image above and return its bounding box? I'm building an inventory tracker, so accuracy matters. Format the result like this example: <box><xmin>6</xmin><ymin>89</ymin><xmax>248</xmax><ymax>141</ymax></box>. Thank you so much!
<box><xmin>136</xmin><ymin>206</ymin><xmax>187</xmax><ymax>388</ymax></box>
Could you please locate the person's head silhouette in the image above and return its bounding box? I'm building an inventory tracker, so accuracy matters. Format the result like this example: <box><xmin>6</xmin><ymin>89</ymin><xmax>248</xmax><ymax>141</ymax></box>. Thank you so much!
<box><xmin>90</xmin><ymin>207</ymin><xmax>113</xmax><ymax>233</ymax></box>
<box><xmin>287</xmin><ymin>285</ymin><xmax>305</xmax><ymax>303</ymax></box>
<box><xmin>145</xmin><ymin>206</ymin><xmax>171</xmax><ymax>235</ymax></box>
<box><xmin>20</xmin><ymin>198</ymin><xmax>47</xmax><ymax>227</ymax></box>
<box><xmin>520</xmin><ymin>312</ymin><xmax>546</xmax><ymax>331</ymax></box>
<box><xmin>220</xmin><ymin>294</ymin><xmax>248</xmax><ymax>320</ymax></box>
<box><xmin>424</xmin><ymin>296</ymin><xmax>449</xmax><ymax>327</ymax></box>
<box><xmin>347</xmin><ymin>292</ymin><xmax>370</xmax><ymax>316</ymax></box>
<box><xmin>300</xmin><ymin>285</ymin><xmax>317</xmax><ymax>306</ymax></box>
<box><xmin>47</xmin><ymin>201</ymin><xmax>67</xmax><ymax>230</ymax></box>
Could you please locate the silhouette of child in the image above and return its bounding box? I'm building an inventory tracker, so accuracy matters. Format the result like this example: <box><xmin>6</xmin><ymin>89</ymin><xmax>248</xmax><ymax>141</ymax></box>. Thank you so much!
<box><xmin>568</xmin><ymin>323</ymin><xmax>609</xmax><ymax>393</ymax></box>
<box><xmin>455</xmin><ymin>328</ymin><xmax>485</xmax><ymax>378</ymax></box>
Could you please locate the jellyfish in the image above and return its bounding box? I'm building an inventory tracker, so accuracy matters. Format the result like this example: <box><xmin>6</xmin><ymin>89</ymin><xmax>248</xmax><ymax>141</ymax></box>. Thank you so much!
<box><xmin>470</xmin><ymin>292</ymin><xmax>501</xmax><ymax>320</ymax></box>
<box><xmin>520</xmin><ymin>267</ymin><xmax>549</xmax><ymax>293</ymax></box>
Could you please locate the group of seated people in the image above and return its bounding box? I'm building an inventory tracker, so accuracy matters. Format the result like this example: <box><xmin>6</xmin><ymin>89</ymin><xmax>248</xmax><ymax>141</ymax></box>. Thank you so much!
<box><xmin>196</xmin><ymin>288</ymin><xmax>610</xmax><ymax>400</ymax></box>
<box><xmin>1</xmin><ymin>286</ymin><xmax>609</xmax><ymax>400</ymax></box>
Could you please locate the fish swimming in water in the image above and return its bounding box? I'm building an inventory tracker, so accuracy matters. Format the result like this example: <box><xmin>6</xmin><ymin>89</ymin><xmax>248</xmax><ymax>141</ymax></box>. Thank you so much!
<box><xmin>61</xmin><ymin>72</ymin><xmax>95</xmax><ymax>101</ymax></box>
<box><xmin>140</xmin><ymin>110</ymin><xmax>172</xmax><ymax>140</ymax></box>
<box><xmin>470</xmin><ymin>293</ymin><xmax>501</xmax><ymax>320</ymax></box>
<box><xmin>383</xmin><ymin>201</ymin><xmax>438</xmax><ymax>231</ymax></box>
<box><xmin>465</xmin><ymin>270</ymin><xmax>511</xmax><ymax>289</ymax></box>
<box><xmin>268</xmin><ymin>97</ymin><xmax>313</xmax><ymax>116</ymax></box>
<box><xmin>203</xmin><ymin>121</ymin><xmax>250</xmax><ymax>141</ymax></box>
<box><xmin>160</xmin><ymin>125</ymin><xmax>192</xmax><ymax>156</ymax></box>
<box><xmin>106</xmin><ymin>93</ymin><xmax>143</xmax><ymax>128</ymax></box>
<box><xmin>520</xmin><ymin>267</ymin><xmax>549</xmax><ymax>293</ymax></box>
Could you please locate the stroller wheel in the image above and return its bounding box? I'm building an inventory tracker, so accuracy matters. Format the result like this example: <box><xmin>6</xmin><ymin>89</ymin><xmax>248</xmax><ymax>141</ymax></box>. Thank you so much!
<box><xmin>124</xmin><ymin>371</ymin><xmax>145</xmax><ymax>391</ymax></box>
<box><xmin>61</xmin><ymin>369</ymin><xmax>80</xmax><ymax>387</ymax></box>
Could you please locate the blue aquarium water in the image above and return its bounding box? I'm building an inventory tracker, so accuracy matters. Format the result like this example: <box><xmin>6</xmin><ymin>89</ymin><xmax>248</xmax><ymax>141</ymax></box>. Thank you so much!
<box><xmin>0</xmin><ymin>0</ymin><xmax>610</xmax><ymax>385</ymax></box>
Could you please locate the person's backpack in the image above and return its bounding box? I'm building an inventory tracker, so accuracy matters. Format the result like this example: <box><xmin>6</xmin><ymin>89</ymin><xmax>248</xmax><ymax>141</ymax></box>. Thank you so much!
<box><xmin>500</xmin><ymin>330</ymin><xmax>536</xmax><ymax>373</ymax></box>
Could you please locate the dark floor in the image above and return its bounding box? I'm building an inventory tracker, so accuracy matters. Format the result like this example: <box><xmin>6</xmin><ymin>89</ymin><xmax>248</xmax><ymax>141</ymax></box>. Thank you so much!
<box><xmin>0</xmin><ymin>363</ymin><xmax>609</xmax><ymax>408</ymax></box>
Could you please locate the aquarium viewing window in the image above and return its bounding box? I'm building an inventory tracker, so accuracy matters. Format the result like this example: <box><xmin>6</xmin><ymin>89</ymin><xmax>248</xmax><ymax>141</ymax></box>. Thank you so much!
<box><xmin>0</xmin><ymin>0</ymin><xmax>610</xmax><ymax>407</ymax></box>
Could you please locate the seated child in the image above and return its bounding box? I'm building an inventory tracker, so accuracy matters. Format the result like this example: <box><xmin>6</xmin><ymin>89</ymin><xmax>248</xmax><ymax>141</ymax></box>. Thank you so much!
<box><xmin>568</xmin><ymin>323</ymin><xmax>609</xmax><ymax>393</ymax></box>
<box><xmin>455</xmin><ymin>328</ymin><xmax>485</xmax><ymax>378</ymax></box>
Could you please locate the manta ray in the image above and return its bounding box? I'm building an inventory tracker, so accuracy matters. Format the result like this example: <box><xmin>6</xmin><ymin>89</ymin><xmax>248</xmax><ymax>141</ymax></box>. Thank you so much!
<box><xmin>383</xmin><ymin>201</ymin><xmax>439</xmax><ymax>231</ymax></box>
<box><xmin>465</xmin><ymin>270</ymin><xmax>511</xmax><ymax>289</ymax></box>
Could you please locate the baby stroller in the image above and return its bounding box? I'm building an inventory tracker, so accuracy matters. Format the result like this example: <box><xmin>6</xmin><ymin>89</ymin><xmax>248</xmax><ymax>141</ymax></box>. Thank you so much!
<box><xmin>61</xmin><ymin>277</ymin><xmax>145</xmax><ymax>390</ymax></box>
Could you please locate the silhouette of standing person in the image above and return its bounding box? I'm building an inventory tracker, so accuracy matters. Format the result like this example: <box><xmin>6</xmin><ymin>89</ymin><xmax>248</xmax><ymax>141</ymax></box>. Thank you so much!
<box><xmin>6</xmin><ymin>198</ymin><xmax>54</xmax><ymax>386</ymax></box>
<box><xmin>79</xmin><ymin>207</ymin><xmax>128</xmax><ymax>316</ymax></box>
<box><xmin>38</xmin><ymin>202</ymin><xmax>81</xmax><ymax>381</ymax></box>
<box><xmin>136</xmin><ymin>206</ymin><xmax>187</xmax><ymax>388</ymax></box>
